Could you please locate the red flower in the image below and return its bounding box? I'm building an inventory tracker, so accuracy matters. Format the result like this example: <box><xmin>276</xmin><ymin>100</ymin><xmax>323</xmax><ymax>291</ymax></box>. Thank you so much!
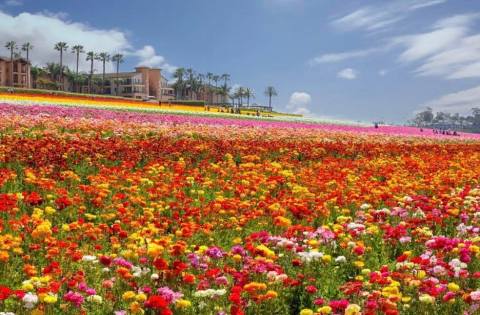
<box><xmin>153</xmin><ymin>258</ymin><xmax>168</xmax><ymax>271</ymax></box>
<box><xmin>0</xmin><ymin>286</ymin><xmax>12</xmax><ymax>300</ymax></box>
<box><xmin>306</xmin><ymin>285</ymin><xmax>317</xmax><ymax>294</ymax></box>
<box><xmin>99</xmin><ymin>255</ymin><xmax>112</xmax><ymax>266</ymax></box>
<box><xmin>229</xmin><ymin>286</ymin><xmax>243</xmax><ymax>304</ymax></box>
<box><xmin>145</xmin><ymin>295</ymin><xmax>168</xmax><ymax>309</ymax></box>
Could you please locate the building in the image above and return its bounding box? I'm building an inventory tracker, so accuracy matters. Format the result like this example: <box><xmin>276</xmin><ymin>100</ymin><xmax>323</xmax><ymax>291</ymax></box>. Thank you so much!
<box><xmin>160</xmin><ymin>75</ymin><xmax>175</xmax><ymax>101</ymax></box>
<box><xmin>0</xmin><ymin>56</ymin><xmax>31</xmax><ymax>88</ymax></box>
<box><xmin>83</xmin><ymin>66</ymin><xmax>167</xmax><ymax>100</ymax></box>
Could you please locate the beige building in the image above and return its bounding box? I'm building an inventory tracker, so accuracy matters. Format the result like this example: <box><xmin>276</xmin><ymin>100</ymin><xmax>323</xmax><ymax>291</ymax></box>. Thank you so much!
<box><xmin>84</xmin><ymin>66</ymin><xmax>171</xmax><ymax>100</ymax></box>
<box><xmin>0</xmin><ymin>56</ymin><xmax>31</xmax><ymax>88</ymax></box>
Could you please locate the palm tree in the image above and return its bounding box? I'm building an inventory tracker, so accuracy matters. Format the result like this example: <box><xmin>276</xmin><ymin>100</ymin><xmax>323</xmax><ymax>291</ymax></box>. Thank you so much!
<box><xmin>220</xmin><ymin>74</ymin><xmax>230</xmax><ymax>105</ymax></box>
<box><xmin>45</xmin><ymin>63</ymin><xmax>63</xmax><ymax>89</ymax></box>
<box><xmin>5</xmin><ymin>41</ymin><xmax>17</xmax><ymax>87</ymax></box>
<box><xmin>206</xmin><ymin>72</ymin><xmax>214</xmax><ymax>104</ymax></box>
<box><xmin>185</xmin><ymin>68</ymin><xmax>196</xmax><ymax>100</ymax></box>
<box><xmin>54</xmin><ymin>42</ymin><xmax>68</xmax><ymax>89</ymax></box>
<box><xmin>21</xmin><ymin>42</ymin><xmax>33</xmax><ymax>63</ymax></box>
<box><xmin>212</xmin><ymin>75</ymin><xmax>220</xmax><ymax>88</ymax></box>
<box><xmin>30</xmin><ymin>66</ymin><xmax>43</xmax><ymax>88</ymax></box>
<box><xmin>216</xmin><ymin>84</ymin><xmax>229</xmax><ymax>106</ymax></box>
<box><xmin>111</xmin><ymin>54</ymin><xmax>124</xmax><ymax>96</ymax></box>
<box><xmin>98</xmin><ymin>52</ymin><xmax>110</xmax><ymax>94</ymax></box>
<box><xmin>71</xmin><ymin>45</ymin><xmax>84</xmax><ymax>76</ymax></box>
<box><xmin>71</xmin><ymin>45</ymin><xmax>84</xmax><ymax>92</ymax></box>
<box><xmin>221</xmin><ymin>73</ymin><xmax>230</xmax><ymax>87</ymax></box>
<box><xmin>86</xmin><ymin>51</ymin><xmax>98</xmax><ymax>94</ymax></box>
<box><xmin>245</xmin><ymin>87</ymin><xmax>255</xmax><ymax>107</ymax></box>
<box><xmin>264</xmin><ymin>86</ymin><xmax>278</xmax><ymax>111</ymax></box>
<box><xmin>172</xmin><ymin>67</ymin><xmax>186</xmax><ymax>99</ymax></box>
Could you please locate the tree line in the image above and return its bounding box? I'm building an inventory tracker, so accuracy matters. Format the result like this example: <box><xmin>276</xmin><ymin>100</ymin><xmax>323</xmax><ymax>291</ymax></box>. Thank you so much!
<box><xmin>171</xmin><ymin>67</ymin><xmax>277</xmax><ymax>109</ymax></box>
<box><xmin>5</xmin><ymin>41</ymin><xmax>124</xmax><ymax>95</ymax></box>
<box><xmin>410</xmin><ymin>107</ymin><xmax>480</xmax><ymax>133</ymax></box>
<box><xmin>4</xmin><ymin>40</ymin><xmax>279</xmax><ymax>109</ymax></box>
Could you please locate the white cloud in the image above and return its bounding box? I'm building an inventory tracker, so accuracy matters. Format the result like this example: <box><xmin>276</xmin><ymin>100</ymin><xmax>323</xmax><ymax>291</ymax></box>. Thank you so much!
<box><xmin>133</xmin><ymin>45</ymin><xmax>176</xmax><ymax>73</ymax></box>
<box><xmin>337</xmin><ymin>68</ymin><xmax>357</xmax><ymax>80</ymax></box>
<box><xmin>286</xmin><ymin>92</ymin><xmax>312</xmax><ymax>115</ymax></box>
<box><xmin>423</xmin><ymin>84</ymin><xmax>480</xmax><ymax>114</ymax></box>
<box><xmin>393</xmin><ymin>13</ymin><xmax>480</xmax><ymax>79</ymax></box>
<box><xmin>0</xmin><ymin>10</ymin><xmax>174</xmax><ymax>74</ymax></box>
<box><xmin>310</xmin><ymin>48</ymin><xmax>379</xmax><ymax>65</ymax></box>
<box><xmin>379</xmin><ymin>69</ymin><xmax>388</xmax><ymax>76</ymax></box>
<box><xmin>332</xmin><ymin>0</ymin><xmax>447</xmax><ymax>32</ymax></box>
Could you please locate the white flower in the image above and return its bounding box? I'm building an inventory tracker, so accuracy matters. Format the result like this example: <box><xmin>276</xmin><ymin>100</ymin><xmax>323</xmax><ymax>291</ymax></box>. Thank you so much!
<box><xmin>22</xmin><ymin>293</ymin><xmax>38</xmax><ymax>309</ymax></box>
<box><xmin>335</xmin><ymin>256</ymin><xmax>347</xmax><ymax>263</ymax></box>
<box><xmin>360</xmin><ymin>203</ymin><xmax>371</xmax><ymax>210</ymax></box>
<box><xmin>86</xmin><ymin>295</ymin><xmax>103</xmax><ymax>304</ymax></box>
<box><xmin>151</xmin><ymin>273</ymin><xmax>159</xmax><ymax>280</ymax></box>
<box><xmin>297</xmin><ymin>251</ymin><xmax>323</xmax><ymax>263</ymax></box>
<box><xmin>347</xmin><ymin>223</ymin><xmax>365</xmax><ymax>231</ymax></box>
<box><xmin>193</xmin><ymin>289</ymin><xmax>226</xmax><ymax>298</ymax></box>
<box><xmin>82</xmin><ymin>255</ymin><xmax>98</xmax><ymax>263</ymax></box>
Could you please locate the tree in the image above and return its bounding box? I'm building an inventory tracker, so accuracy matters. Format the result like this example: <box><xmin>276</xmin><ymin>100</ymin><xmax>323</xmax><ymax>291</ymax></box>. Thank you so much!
<box><xmin>5</xmin><ymin>41</ymin><xmax>17</xmax><ymax>87</ymax></box>
<box><xmin>172</xmin><ymin>67</ymin><xmax>186</xmax><ymax>99</ymax></box>
<box><xmin>206</xmin><ymin>72</ymin><xmax>214</xmax><ymax>104</ymax></box>
<box><xmin>86</xmin><ymin>51</ymin><xmax>98</xmax><ymax>94</ymax></box>
<box><xmin>219</xmin><ymin>85</ymin><xmax>231</xmax><ymax>107</ymax></box>
<box><xmin>413</xmin><ymin>107</ymin><xmax>434</xmax><ymax>127</ymax></box>
<box><xmin>111</xmin><ymin>54</ymin><xmax>124</xmax><ymax>96</ymax></box>
<box><xmin>30</xmin><ymin>66</ymin><xmax>44</xmax><ymax>89</ymax></box>
<box><xmin>244</xmin><ymin>87</ymin><xmax>255</xmax><ymax>106</ymax></box>
<box><xmin>71</xmin><ymin>45</ymin><xmax>84</xmax><ymax>92</ymax></box>
<box><xmin>212</xmin><ymin>75</ymin><xmax>220</xmax><ymax>88</ymax></box>
<box><xmin>221</xmin><ymin>74</ymin><xmax>230</xmax><ymax>105</ymax></box>
<box><xmin>54</xmin><ymin>42</ymin><xmax>69</xmax><ymax>89</ymax></box>
<box><xmin>21</xmin><ymin>42</ymin><xmax>33</xmax><ymax>63</ymax></box>
<box><xmin>264</xmin><ymin>86</ymin><xmax>278</xmax><ymax>110</ymax></box>
<box><xmin>98</xmin><ymin>52</ymin><xmax>110</xmax><ymax>94</ymax></box>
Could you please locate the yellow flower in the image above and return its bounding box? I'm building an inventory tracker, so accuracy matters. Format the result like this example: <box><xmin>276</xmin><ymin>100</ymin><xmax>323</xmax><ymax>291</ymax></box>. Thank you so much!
<box><xmin>147</xmin><ymin>243</ymin><xmax>164</xmax><ymax>257</ymax></box>
<box><xmin>44</xmin><ymin>206</ymin><xmax>56</xmax><ymax>215</ymax></box>
<box><xmin>322</xmin><ymin>255</ymin><xmax>332</xmax><ymax>263</ymax></box>
<box><xmin>255</xmin><ymin>244</ymin><xmax>275</xmax><ymax>258</ymax></box>
<box><xmin>22</xmin><ymin>281</ymin><xmax>34</xmax><ymax>291</ymax></box>
<box><xmin>122</xmin><ymin>291</ymin><xmax>136</xmax><ymax>301</ymax></box>
<box><xmin>417</xmin><ymin>270</ymin><xmax>426</xmax><ymax>279</ymax></box>
<box><xmin>135</xmin><ymin>293</ymin><xmax>147</xmax><ymax>302</ymax></box>
<box><xmin>299</xmin><ymin>309</ymin><xmax>314</xmax><ymax>315</ymax></box>
<box><xmin>419</xmin><ymin>294</ymin><xmax>435</xmax><ymax>304</ymax></box>
<box><xmin>175</xmin><ymin>299</ymin><xmax>192</xmax><ymax>308</ymax></box>
<box><xmin>345</xmin><ymin>304</ymin><xmax>361</xmax><ymax>315</ymax></box>
<box><xmin>353</xmin><ymin>260</ymin><xmax>364</xmax><ymax>268</ymax></box>
<box><xmin>447</xmin><ymin>283</ymin><xmax>460</xmax><ymax>292</ymax></box>
<box><xmin>43</xmin><ymin>294</ymin><xmax>58</xmax><ymax>304</ymax></box>
<box><xmin>317</xmin><ymin>306</ymin><xmax>332</xmax><ymax>314</ymax></box>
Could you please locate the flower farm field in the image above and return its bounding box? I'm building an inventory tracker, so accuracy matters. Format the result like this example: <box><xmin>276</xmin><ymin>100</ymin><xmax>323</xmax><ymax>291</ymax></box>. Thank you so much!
<box><xmin>0</xmin><ymin>103</ymin><xmax>480</xmax><ymax>315</ymax></box>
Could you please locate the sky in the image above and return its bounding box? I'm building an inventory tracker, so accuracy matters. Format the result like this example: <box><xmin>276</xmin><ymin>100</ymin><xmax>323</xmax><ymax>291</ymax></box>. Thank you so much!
<box><xmin>1</xmin><ymin>0</ymin><xmax>480</xmax><ymax>123</ymax></box>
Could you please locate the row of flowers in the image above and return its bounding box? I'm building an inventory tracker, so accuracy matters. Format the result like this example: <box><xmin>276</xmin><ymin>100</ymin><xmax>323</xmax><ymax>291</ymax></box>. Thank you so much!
<box><xmin>0</xmin><ymin>102</ymin><xmax>479</xmax><ymax>314</ymax></box>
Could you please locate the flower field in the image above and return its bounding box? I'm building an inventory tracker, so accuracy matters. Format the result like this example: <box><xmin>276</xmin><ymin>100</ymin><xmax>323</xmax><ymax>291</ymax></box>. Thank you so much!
<box><xmin>0</xmin><ymin>102</ymin><xmax>480</xmax><ymax>315</ymax></box>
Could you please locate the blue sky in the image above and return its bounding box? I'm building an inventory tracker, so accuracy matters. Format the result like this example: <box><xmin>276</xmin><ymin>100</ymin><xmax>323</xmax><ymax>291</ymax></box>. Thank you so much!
<box><xmin>1</xmin><ymin>0</ymin><xmax>480</xmax><ymax>122</ymax></box>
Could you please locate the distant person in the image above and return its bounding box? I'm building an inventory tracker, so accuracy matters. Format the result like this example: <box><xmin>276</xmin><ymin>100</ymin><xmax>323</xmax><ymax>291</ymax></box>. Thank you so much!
<box><xmin>374</xmin><ymin>122</ymin><xmax>379</xmax><ymax>129</ymax></box>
